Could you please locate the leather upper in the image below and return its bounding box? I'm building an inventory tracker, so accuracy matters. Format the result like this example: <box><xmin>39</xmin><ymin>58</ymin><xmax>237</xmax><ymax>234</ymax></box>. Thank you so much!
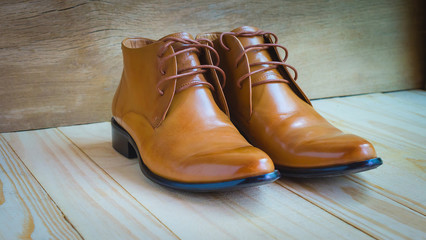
<box><xmin>198</xmin><ymin>26</ymin><xmax>377</xmax><ymax>168</ymax></box>
<box><xmin>112</xmin><ymin>32</ymin><xmax>275</xmax><ymax>183</ymax></box>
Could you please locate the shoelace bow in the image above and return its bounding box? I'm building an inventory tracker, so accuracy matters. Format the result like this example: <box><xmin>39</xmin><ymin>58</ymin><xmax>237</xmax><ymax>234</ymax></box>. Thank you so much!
<box><xmin>156</xmin><ymin>37</ymin><xmax>226</xmax><ymax>95</ymax></box>
<box><xmin>219</xmin><ymin>30</ymin><xmax>298</xmax><ymax>88</ymax></box>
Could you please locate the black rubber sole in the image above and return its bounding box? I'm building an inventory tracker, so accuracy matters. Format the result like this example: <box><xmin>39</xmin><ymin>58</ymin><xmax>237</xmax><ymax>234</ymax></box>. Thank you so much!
<box><xmin>111</xmin><ymin>118</ymin><xmax>280</xmax><ymax>192</ymax></box>
<box><xmin>277</xmin><ymin>157</ymin><xmax>383</xmax><ymax>178</ymax></box>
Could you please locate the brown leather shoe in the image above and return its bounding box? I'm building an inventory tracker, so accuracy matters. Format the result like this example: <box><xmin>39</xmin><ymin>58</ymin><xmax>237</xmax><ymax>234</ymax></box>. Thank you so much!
<box><xmin>197</xmin><ymin>26</ymin><xmax>382</xmax><ymax>177</ymax></box>
<box><xmin>111</xmin><ymin>32</ymin><xmax>279</xmax><ymax>191</ymax></box>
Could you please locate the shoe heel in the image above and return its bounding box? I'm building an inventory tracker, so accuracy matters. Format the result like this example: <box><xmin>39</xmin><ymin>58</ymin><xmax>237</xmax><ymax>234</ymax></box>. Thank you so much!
<box><xmin>111</xmin><ymin>118</ymin><xmax>137</xmax><ymax>158</ymax></box>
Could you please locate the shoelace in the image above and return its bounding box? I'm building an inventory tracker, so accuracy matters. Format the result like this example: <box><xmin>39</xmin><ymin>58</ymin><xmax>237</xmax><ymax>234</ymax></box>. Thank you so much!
<box><xmin>157</xmin><ymin>37</ymin><xmax>226</xmax><ymax>95</ymax></box>
<box><xmin>219</xmin><ymin>30</ymin><xmax>298</xmax><ymax>88</ymax></box>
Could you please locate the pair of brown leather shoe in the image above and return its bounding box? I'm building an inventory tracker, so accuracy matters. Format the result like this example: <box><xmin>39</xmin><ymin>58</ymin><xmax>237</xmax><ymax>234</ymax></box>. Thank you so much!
<box><xmin>111</xmin><ymin>26</ymin><xmax>382</xmax><ymax>192</ymax></box>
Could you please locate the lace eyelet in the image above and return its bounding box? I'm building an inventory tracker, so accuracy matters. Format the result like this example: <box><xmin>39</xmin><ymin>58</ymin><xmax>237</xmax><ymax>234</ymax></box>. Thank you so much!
<box><xmin>160</xmin><ymin>69</ymin><xmax>166</xmax><ymax>75</ymax></box>
<box><xmin>158</xmin><ymin>88</ymin><xmax>165</xmax><ymax>96</ymax></box>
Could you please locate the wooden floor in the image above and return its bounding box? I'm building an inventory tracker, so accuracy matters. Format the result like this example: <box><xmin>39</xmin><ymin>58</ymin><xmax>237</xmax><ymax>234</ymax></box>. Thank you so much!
<box><xmin>0</xmin><ymin>90</ymin><xmax>425</xmax><ymax>240</ymax></box>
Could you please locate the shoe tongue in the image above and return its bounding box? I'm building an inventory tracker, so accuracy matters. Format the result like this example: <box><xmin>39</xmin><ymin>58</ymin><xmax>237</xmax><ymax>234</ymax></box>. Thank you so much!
<box><xmin>231</xmin><ymin>26</ymin><xmax>259</xmax><ymax>33</ymax></box>
<box><xmin>160</xmin><ymin>32</ymin><xmax>194</xmax><ymax>41</ymax></box>
<box><xmin>159</xmin><ymin>32</ymin><xmax>196</xmax><ymax>52</ymax></box>
<box><xmin>231</xmin><ymin>26</ymin><xmax>264</xmax><ymax>51</ymax></box>
<box><xmin>159</xmin><ymin>32</ymin><xmax>209</xmax><ymax>92</ymax></box>
<box><xmin>230</xmin><ymin>26</ymin><xmax>283</xmax><ymax>84</ymax></box>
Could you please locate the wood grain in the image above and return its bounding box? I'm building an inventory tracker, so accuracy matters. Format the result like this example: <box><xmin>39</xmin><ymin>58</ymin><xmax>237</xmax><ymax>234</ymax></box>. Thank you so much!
<box><xmin>0</xmin><ymin>136</ymin><xmax>82</xmax><ymax>240</ymax></box>
<box><xmin>59</xmin><ymin>89</ymin><xmax>426</xmax><ymax>240</ymax></box>
<box><xmin>277</xmin><ymin>177</ymin><xmax>426</xmax><ymax>239</ymax></box>
<box><xmin>58</xmin><ymin>122</ymin><xmax>371</xmax><ymax>239</ymax></box>
<box><xmin>1</xmin><ymin>129</ymin><xmax>177</xmax><ymax>240</ymax></box>
<box><xmin>0</xmin><ymin>0</ymin><xmax>424</xmax><ymax>132</ymax></box>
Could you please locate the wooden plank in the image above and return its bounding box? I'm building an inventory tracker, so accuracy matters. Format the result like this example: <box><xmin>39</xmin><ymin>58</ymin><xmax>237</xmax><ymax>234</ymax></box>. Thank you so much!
<box><xmin>0</xmin><ymin>0</ymin><xmax>423</xmax><ymax>132</ymax></box>
<box><xmin>277</xmin><ymin>178</ymin><xmax>426</xmax><ymax>239</ymax></box>
<box><xmin>59</xmin><ymin>122</ymin><xmax>371</xmax><ymax>239</ymax></box>
<box><xmin>273</xmin><ymin>90</ymin><xmax>426</xmax><ymax>239</ymax></box>
<box><xmin>382</xmin><ymin>89</ymin><xmax>426</xmax><ymax>107</ymax></box>
<box><xmin>1</xmin><ymin>129</ymin><xmax>177</xmax><ymax>240</ymax></box>
<box><xmin>313</xmin><ymin>91</ymin><xmax>426</xmax><ymax>214</ymax></box>
<box><xmin>0</xmin><ymin>136</ymin><xmax>82</xmax><ymax>240</ymax></box>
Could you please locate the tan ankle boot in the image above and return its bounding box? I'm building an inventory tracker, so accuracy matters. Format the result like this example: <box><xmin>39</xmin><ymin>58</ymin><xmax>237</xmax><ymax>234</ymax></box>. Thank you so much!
<box><xmin>111</xmin><ymin>32</ymin><xmax>279</xmax><ymax>191</ymax></box>
<box><xmin>197</xmin><ymin>26</ymin><xmax>382</xmax><ymax>177</ymax></box>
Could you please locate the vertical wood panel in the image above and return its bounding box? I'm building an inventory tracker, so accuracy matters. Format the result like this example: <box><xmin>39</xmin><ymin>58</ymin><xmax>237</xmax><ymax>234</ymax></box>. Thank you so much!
<box><xmin>0</xmin><ymin>0</ymin><xmax>424</xmax><ymax>132</ymax></box>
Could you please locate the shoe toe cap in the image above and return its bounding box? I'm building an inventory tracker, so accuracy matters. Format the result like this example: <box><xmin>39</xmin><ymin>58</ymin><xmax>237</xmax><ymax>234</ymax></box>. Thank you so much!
<box><xmin>276</xmin><ymin>133</ymin><xmax>378</xmax><ymax>168</ymax></box>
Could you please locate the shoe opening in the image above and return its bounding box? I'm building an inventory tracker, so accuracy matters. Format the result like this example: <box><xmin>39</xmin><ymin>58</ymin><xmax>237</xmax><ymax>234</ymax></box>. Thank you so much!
<box><xmin>122</xmin><ymin>38</ymin><xmax>155</xmax><ymax>48</ymax></box>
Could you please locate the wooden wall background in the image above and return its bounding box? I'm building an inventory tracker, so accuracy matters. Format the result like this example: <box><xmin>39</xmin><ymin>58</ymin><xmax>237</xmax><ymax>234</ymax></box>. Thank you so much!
<box><xmin>0</xmin><ymin>0</ymin><xmax>424</xmax><ymax>132</ymax></box>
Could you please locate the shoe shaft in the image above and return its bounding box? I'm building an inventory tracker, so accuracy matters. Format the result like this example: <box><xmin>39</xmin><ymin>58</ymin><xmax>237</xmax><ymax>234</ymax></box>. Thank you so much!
<box><xmin>112</xmin><ymin>37</ymin><xmax>177</xmax><ymax>128</ymax></box>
